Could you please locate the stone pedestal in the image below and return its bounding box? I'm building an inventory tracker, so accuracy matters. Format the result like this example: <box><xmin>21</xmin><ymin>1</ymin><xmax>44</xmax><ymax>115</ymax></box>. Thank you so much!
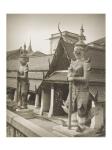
<box><xmin>53</xmin><ymin>125</ymin><xmax>98</xmax><ymax>137</ymax></box>
<box><xmin>16</xmin><ymin>108</ymin><xmax>35</xmax><ymax>119</ymax></box>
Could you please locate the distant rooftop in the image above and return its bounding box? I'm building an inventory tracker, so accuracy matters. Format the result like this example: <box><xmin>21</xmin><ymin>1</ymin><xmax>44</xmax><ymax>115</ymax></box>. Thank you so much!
<box><xmin>49</xmin><ymin>31</ymin><xmax>79</xmax><ymax>40</ymax></box>
<box><xmin>88</xmin><ymin>37</ymin><xmax>105</xmax><ymax>49</ymax></box>
<box><xmin>7</xmin><ymin>49</ymin><xmax>46</xmax><ymax>60</ymax></box>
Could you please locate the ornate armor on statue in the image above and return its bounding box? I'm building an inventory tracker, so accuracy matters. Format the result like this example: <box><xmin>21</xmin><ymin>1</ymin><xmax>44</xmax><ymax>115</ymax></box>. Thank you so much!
<box><xmin>62</xmin><ymin>25</ymin><xmax>93</xmax><ymax>131</ymax></box>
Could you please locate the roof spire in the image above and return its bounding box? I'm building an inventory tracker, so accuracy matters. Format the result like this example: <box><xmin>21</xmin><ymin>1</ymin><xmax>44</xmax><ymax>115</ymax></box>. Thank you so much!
<box><xmin>75</xmin><ymin>25</ymin><xmax>86</xmax><ymax>47</ymax></box>
<box><xmin>80</xmin><ymin>24</ymin><xmax>86</xmax><ymax>41</ymax></box>
<box><xmin>22</xmin><ymin>42</ymin><xmax>28</xmax><ymax>55</ymax></box>
<box><xmin>28</xmin><ymin>39</ymin><xmax>33</xmax><ymax>52</ymax></box>
<box><xmin>58</xmin><ymin>23</ymin><xmax>62</xmax><ymax>37</ymax></box>
<box><xmin>24</xmin><ymin>42</ymin><xmax>26</xmax><ymax>50</ymax></box>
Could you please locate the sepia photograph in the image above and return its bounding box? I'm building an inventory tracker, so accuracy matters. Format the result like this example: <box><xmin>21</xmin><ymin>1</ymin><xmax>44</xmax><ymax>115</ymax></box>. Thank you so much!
<box><xmin>6</xmin><ymin>14</ymin><xmax>105</xmax><ymax>137</ymax></box>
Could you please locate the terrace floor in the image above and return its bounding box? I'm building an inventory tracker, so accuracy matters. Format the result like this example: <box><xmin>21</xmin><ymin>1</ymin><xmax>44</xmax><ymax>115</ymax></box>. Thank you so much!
<box><xmin>7</xmin><ymin>104</ymin><xmax>105</xmax><ymax>137</ymax></box>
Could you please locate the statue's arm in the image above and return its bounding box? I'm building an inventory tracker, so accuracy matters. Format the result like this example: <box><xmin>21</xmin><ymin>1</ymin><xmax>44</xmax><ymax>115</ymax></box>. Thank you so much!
<box><xmin>68</xmin><ymin>62</ymin><xmax>90</xmax><ymax>82</ymax></box>
<box><xmin>67</xmin><ymin>64</ymin><xmax>74</xmax><ymax>79</ymax></box>
<box><xmin>18</xmin><ymin>65</ymin><xmax>28</xmax><ymax>79</ymax></box>
<box><xmin>19</xmin><ymin>72</ymin><xmax>28</xmax><ymax>79</ymax></box>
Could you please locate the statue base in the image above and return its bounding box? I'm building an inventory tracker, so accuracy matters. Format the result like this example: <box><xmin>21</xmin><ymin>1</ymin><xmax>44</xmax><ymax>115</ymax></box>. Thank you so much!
<box><xmin>15</xmin><ymin>108</ymin><xmax>37</xmax><ymax>119</ymax></box>
<box><xmin>53</xmin><ymin>125</ymin><xmax>102</xmax><ymax>137</ymax></box>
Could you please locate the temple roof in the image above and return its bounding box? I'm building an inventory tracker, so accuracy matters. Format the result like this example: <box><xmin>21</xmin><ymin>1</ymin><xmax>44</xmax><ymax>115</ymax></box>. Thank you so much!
<box><xmin>7</xmin><ymin>55</ymin><xmax>53</xmax><ymax>71</ymax></box>
<box><xmin>45</xmin><ymin>70</ymin><xmax>105</xmax><ymax>84</ymax></box>
<box><xmin>88</xmin><ymin>37</ymin><xmax>105</xmax><ymax>49</ymax></box>
<box><xmin>45</xmin><ymin>36</ymin><xmax>105</xmax><ymax>78</ymax></box>
<box><xmin>7</xmin><ymin>55</ymin><xmax>53</xmax><ymax>91</ymax></box>
<box><xmin>7</xmin><ymin>34</ymin><xmax>105</xmax><ymax>92</ymax></box>
<box><xmin>7</xmin><ymin>49</ymin><xmax>46</xmax><ymax>60</ymax></box>
<box><xmin>45</xmin><ymin>70</ymin><xmax>105</xmax><ymax>102</ymax></box>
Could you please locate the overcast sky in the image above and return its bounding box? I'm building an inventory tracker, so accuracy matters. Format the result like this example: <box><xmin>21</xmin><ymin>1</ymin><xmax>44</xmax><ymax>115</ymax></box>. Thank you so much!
<box><xmin>7</xmin><ymin>14</ymin><xmax>105</xmax><ymax>54</ymax></box>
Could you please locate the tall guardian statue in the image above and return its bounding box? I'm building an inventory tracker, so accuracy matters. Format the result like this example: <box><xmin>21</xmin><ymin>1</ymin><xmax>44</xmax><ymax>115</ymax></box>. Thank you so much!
<box><xmin>62</xmin><ymin>25</ymin><xmax>92</xmax><ymax>131</ymax></box>
<box><xmin>16</xmin><ymin>45</ymin><xmax>29</xmax><ymax>111</ymax></box>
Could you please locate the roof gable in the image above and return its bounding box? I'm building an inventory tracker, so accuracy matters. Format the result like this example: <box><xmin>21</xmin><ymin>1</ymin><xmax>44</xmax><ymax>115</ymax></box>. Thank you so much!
<box><xmin>46</xmin><ymin>36</ymin><xmax>105</xmax><ymax>80</ymax></box>
<box><xmin>46</xmin><ymin>37</ymin><xmax>75</xmax><ymax>77</ymax></box>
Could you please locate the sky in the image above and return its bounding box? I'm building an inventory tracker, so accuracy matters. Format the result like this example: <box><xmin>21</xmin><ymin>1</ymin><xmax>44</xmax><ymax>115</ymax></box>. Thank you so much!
<box><xmin>7</xmin><ymin>14</ymin><xmax>105</xmax><ymax>54</ymax></box>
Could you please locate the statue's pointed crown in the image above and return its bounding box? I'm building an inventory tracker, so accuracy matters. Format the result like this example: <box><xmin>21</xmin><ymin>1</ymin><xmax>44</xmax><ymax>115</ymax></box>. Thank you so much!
<box><xmin>75</xmin><ymin>25</ymin><xmax>86</xmax><ymax>48</ymax></box>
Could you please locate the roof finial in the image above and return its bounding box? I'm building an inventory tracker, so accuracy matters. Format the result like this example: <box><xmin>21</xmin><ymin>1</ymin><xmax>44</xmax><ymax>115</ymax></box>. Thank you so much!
<box><xmin>24</xmin><ymin>42</ymin><xmax>26</xmax><ymax>50</ymax></box>
<box><xmin>75</xmin><ymin>25</ymin><xmax>86</xmax><ymax>47</ymax></box>
<box><xmin>79</xmin><ymin>24</ymin><xmax>86</xmax><ymax>41</ymax></box>
<box><xmin>80</xmin><ymin>24</ymin><xmax>84</xmax><ymax>35</ymax></box>
<box><xmin>22</xmin><ymin>42</ymin><xmax>28</xmax><ymax>55</ymax></box>
<box><xmin>28</xmin><ymin>39</ymin><xmax>32</xmax><ymax>52</ymax></box>
<box><xmin>19</xmin><ymin>43</ymin><xmax>28</xmax><ymax>59</ymax></box>
<box><xmin>58</xmin><ymin>23</ymin><xmax>62</xmax><ymax>37</ymax></box>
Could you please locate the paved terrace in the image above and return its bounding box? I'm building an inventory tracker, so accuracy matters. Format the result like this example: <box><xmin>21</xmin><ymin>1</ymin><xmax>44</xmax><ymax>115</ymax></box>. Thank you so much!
<box><xmin>7</xmin><ymin>107</ymin><xmax>104</xmax><ymax>137</ymax></box>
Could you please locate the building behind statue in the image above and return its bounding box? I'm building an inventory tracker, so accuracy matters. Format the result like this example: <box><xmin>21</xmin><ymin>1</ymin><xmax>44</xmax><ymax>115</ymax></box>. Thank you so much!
<box><xmin>7</xmin><ymin>29</ymin><xmax>105</xmax><ymax>134</ymax></box>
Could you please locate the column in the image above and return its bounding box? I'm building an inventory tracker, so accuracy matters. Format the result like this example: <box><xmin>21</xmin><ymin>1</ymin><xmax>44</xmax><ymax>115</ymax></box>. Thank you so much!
<box><xmin>48</xmin><ymin>84</ymin><xmax>54</xmax><ymax>118</ymax></box>
<box><xmin>94</xmin><ymin>102</ymin><xmax>104</xmax><ymax>129</ymax></box>
<box><xmin>39</xmin><ymin>89</ymin><xmax>44</xmax><ymax>115</ymax></box>
<box><xmin>13</xmin><ymin>89</ymin><xmax>17</xmax><ymax>102</ymax></box>
<box><xmin>35</xmin><ymin>93</ymin><xmax>39</xmax><ymax>108</ymax></box>
<box><xmin>90</xmin><ymin>101</ymin><xmax>95</xmax><ymax>129</ymax></box>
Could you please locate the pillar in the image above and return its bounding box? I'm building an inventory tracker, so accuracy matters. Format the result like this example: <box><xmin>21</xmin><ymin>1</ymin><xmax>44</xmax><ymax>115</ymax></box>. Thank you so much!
<box><xmin>35</xmin><ymin>93</ymin><xmax>40</xmax><ymax>108</ymax></box>
<box><xmin>94</xmin><ymin>102</ymin><xmax>104</xmax><ymax>129</ymax></box>
<box><xmin>40</xmin><ymin>88</ymin><xmax>51</xmax><ymax>115</ymax></box>
<box><xmin>40</xmin><ymin>89</ymin><xmax>44</xmax><ymax>115</ymax></box>
<box><xmin>90</xmin><ymin>101</ymin><xmax>105</xmax><ymax>130</ymax></box>
<box><xmin>13</xmin><ymin>89</ymin><xmax>17</xmax><ymax>102</ymax></box>
<box><xmin>90</xmin><ymin>101</ymin><xmax>95</xmax><ymax>129</ymax></box>
<box><xmin>48</xmin><ymin>84</ymin><xmax>54</xmax><ymax>117</ymax></box>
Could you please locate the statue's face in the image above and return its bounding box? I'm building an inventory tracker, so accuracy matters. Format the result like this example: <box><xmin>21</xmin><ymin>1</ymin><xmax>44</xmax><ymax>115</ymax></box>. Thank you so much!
<box><xmin>73</xmin><ymin>47</ymin><xmax>84</xmax><ymax>60</ymax></box>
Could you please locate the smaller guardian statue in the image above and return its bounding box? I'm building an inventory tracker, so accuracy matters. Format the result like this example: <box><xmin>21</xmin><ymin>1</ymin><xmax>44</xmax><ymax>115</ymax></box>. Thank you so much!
<box><xmin>16</xmin><ymin>44</ymin><xmax>29</xmax><ymax>111</ymax></box>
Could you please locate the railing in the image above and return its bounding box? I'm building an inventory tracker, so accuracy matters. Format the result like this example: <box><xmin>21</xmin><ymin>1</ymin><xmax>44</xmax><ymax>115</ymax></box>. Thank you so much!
<box><xmin>7</xmin><ymin>110</ymin><xmax>58</xmax><ymax>137</ymax></box>
<box><xmin>7</xmin><ymin>123</ymin><xmax>26</xmax><ymax>137</ymax></box>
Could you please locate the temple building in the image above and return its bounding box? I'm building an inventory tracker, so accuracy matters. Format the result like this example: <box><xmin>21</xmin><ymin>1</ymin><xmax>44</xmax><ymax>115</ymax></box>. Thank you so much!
<box><xmin>49</xmin><ymin>31</ymin><xmax>79</xmax><ymax>54</ymax></box>
<box><xmin>7</xmin><ymin>28</ymin><xmax>105</xmax><ymax>132</ymax></box>
<box><xmin>37</xmin><ymin>34</ymin><xmax>105</xmax><ymax>130</ymax></box>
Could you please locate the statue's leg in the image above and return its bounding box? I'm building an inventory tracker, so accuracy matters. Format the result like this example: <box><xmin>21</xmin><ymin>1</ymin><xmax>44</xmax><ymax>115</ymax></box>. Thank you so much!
<box><xmin>21</xmin><ymin>82</ymin><xmax>28</xmax><ymax>109</ymax></box>
<box><xmin>17</xmin><ymin>82</ymin><xmax>22</xmax><ymax>108</ymax></box>
<box><xmin>21</xmin><ymin>93</ymin><xmax>27</xmax><ymax>109</ymax></box>
<box><xmin>18</xmin><ymin>95</ymin><xmax>22</xmax><ymax>107</ymax></box>
<box><xmin>16</xmin><ymin>94</ymin><xmax>22</xmax><ymax>111</ymax></box>
<box><xmin>17</xmin><ymin>84</ymin><xmax>22</xmax><ymax>109</ymax></box>
<box><xmin>77</xmin><ymin>91</ymin><xmax>90</xmax><ymax>130</ymax></box>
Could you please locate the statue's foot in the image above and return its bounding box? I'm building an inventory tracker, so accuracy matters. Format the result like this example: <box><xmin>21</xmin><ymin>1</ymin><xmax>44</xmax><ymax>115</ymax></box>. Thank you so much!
<box><xmin>75</xmin><ymin>125</ymin><xmax>83</xmax><ymax>132</ymax></box>
<box><xmin>78</xmin><ymin>124</ymin><xmax>90</xmax><ymax>132</ymax></box>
